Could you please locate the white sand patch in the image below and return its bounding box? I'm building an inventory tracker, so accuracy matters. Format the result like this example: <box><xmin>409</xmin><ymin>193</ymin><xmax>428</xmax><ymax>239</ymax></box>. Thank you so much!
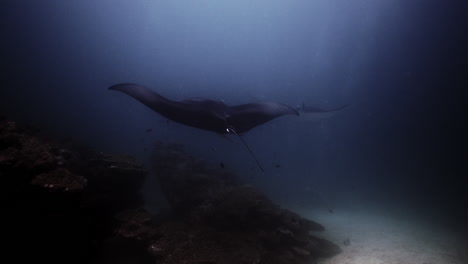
<box><xmin>295</xmin><ymin>207</ymin><xmax>467</xmax><ymax>264</ymax></box>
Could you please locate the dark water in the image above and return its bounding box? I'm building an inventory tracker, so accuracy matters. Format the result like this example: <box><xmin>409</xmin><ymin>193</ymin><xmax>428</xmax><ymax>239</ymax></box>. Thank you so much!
<box><xmin>1</xmin><ymin>0</ymin><xmax>466</xmax><ymax>237</ymax></box>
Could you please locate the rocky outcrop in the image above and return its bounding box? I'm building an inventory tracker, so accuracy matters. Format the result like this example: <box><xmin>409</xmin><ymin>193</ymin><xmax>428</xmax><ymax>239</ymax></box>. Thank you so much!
<box><xmin>1</xmin><ymin>115</ymin><xmax>340</xmax><ymax>264</ymax></box>
<box><xmin>0</xmin><ymin>116</ymin><xmax>147</xmax><ymax>263</ymax></box>
<box><xmin>133</xmin><ymin>142</ymin><xmax>342</xmax><ymax>264</ymax></box>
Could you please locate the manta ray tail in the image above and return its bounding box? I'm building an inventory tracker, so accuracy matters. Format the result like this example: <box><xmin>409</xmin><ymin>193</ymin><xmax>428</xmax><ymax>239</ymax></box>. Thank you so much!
<box><xmin>238</xmin><ymin>135</ymin><xmax>264</xmax><ymax>172</ymax></box>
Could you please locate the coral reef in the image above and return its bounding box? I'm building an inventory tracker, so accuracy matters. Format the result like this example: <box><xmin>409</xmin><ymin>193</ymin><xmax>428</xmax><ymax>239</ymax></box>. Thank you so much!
<box><xmin>1</xmin><ymin>116</ymin><xmax>147</xmax><ymax>263</ymax></box>
<box><xmin>137</xmin><ymin>142</ymin><xmax>341</xmax><ymax>264</ymax></box>
<box><xmin>1</xmin><ymin>115</ymin><xmax>340</xmax><ymax>264</ymax></box>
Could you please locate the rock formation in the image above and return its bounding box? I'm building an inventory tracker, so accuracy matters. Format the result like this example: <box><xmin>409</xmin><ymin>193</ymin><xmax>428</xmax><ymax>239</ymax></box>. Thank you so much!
<box><xmin>1</xmin><ymin>115</ymin><xmax>340</xmax><ymax>264</ymax></box>
<box><xmin>1</xmin><ymin>116</ymin><xmax>147</xmax><ymax>263</ymax></box>
<box><xmin>135</xmin><ymin>142</ymin><xmax>341</xmax><ymax>264</ymax></box>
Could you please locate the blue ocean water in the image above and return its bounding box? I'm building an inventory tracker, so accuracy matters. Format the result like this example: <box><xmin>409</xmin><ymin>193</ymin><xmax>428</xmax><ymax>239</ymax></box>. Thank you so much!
<box><xmin>0</xmin><ymin>1</ymin><xmax>465</xmax><ymax>263</ymax></box>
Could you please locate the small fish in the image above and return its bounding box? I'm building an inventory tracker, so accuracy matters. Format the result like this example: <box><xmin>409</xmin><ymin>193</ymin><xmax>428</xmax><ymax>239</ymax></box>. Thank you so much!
<box><xmin>220</xmin><ymin>162</ymin><xmax>225</xmax><ymax>169</ymax></box>
<box><xmin>343</xmin><ymin>238</ymin><xmax>350</xmax><ymax>246</ymax></box>
<box><xmin>275</xmin><ymin>164</ymin><xmax>281</xmax><ymax>168</ymax></box>
<box><xmin>328</xmin><ymin>209</ymin><xmax>334</xmax><ymax>214</ymax></box>
<box><xmin>146</xmin><ymin>128</ymin><xmax>153</xmax><ymax>132</ymax></box>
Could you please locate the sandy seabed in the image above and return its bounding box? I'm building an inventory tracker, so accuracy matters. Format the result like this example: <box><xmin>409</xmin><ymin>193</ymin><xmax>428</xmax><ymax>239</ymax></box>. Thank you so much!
<box><xmin>296</xmin><ymin>206</ymin><xmax>467</xmax><ymax>264</ymax></box>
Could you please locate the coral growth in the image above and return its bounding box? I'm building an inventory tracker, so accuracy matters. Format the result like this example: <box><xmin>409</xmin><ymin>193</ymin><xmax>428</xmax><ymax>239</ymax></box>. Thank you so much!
<box><xmin>1</xmin><ymin>115</ymin><xmax>340</xmax><ymax>264</ymax></box>
<box><xmin>142</xmin><ymin>142</ymin><xmax>341</xmax><ymax>264</ymax></box>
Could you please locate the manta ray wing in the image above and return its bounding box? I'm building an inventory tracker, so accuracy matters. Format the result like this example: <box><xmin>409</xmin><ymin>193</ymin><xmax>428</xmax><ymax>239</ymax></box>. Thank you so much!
<box><xmin>109</xmin><ymin>83</ymin><xmax>228</xmax><ymax>133</ymax></box>
<box><xmin>226</xmin><ymin>102</ymin><xmax>299</xmax><ymax>134</ymax></box>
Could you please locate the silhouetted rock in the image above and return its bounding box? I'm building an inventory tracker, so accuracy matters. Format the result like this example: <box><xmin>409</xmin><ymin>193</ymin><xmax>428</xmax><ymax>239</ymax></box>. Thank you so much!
<box><xmin>144</xmin><ymin>142</ymin><xmax>341</xmax><ymax>264</ymax></box>
<box><xmin>1</xmin><ymin>115</ymin><xmax>339</xmax><ymax>264</ymax></box>
<box><xmin>84</xmin><ymin>153</ymin><xmax>147</xmax><ymax>210</ymax></box>
<box><xmin>0</xmin><ymin>123</ymin><xmax>56</xmax><ymax>174</ymax></box>
<box><xmin>31</xmin><ymin>167</ymin><xmax>87</xmax><ymax>192</ymax></box>
<box><xmin>152</xmin><ymin>141</ymin><xmax>238</xmax><ymax>216</ymax></box>
<box><xmin>1</xmin><ymin>116</ymin><xmax>149</xmax><ymax>263</ymax></box>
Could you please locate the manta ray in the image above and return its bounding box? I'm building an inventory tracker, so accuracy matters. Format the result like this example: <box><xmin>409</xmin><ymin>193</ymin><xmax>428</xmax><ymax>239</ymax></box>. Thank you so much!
<box><xmin>109</xmin><ymin>83</ymin><xmax>346</xmax><ymax>171</ymax></box>
<box><xmin>109</xmin><ymin>83</ymin><xmax>299</xmax><ymax>135</ymax></box>
<box><xmin>109</xmin><ymin>83</ymin><xmax>299</xmax><ymax>171</ymax></box>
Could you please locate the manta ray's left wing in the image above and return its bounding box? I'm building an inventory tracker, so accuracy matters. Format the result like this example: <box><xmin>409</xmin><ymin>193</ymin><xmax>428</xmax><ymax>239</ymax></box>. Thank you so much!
<box><xmin>226</xmin><ymin>102</ymin><xmax>299</xmax><ymax>134</ymax></box>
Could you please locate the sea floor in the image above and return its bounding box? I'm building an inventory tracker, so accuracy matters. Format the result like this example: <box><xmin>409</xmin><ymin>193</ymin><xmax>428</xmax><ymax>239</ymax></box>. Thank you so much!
<box><xmin>295</xmin><ymin>205</ymin><xmax>467</xmax><ymax>264</ymax></box>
